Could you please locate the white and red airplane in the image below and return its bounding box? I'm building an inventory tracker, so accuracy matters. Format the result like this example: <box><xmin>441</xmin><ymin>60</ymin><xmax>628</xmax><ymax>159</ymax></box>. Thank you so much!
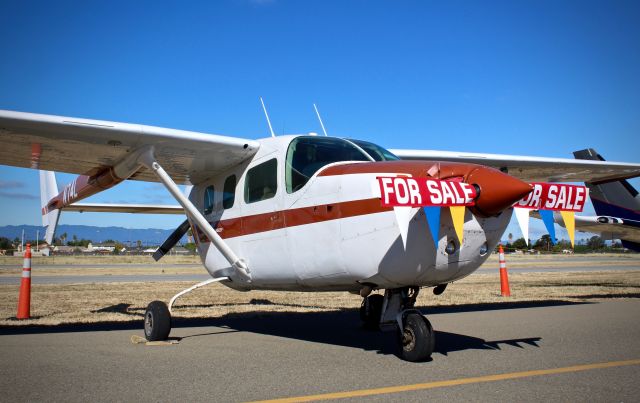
<box><xmin>1</xmin><ymin>109</ymin><xmax>639</xmax><ymax>361</ymax></box>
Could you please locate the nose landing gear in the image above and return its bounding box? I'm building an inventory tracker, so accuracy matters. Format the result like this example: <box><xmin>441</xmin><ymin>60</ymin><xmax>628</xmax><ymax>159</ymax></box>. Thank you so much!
<box><xmin>360</xmin><ymin>286</ymin><xmax>435</xmax><ymax>362</ymax></box>
<box><xmin>399</xmin><ymin>311</ymin><xmax>435</xmax><ymax>362</ymax></box>
<box><xmin>360</xmin><ymin>294</ymin><xmax>384</xmax><ymax>329</ymax></box>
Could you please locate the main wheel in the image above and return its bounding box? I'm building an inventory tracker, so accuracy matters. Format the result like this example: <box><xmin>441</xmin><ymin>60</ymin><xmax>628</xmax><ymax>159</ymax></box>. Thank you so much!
<box><xmin>398</xmin><ymin>313</ymin><xmax>435</xmax><ymax>362</ymax></box>
<box><xmin>360</xmin><ymin>294</ymin><xmax>384</xmax><ymax>329</ymax></box>
<box><xmin>144</xmin><ymin>300</ymin><xmax>171</xmax><ymax>341</ymax></box>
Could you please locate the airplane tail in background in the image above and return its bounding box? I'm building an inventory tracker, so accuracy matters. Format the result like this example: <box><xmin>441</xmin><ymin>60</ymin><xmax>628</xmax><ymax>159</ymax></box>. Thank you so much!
<box><xmin>39</xmin><ymin>170</ymin><xmax>61</xmax><ymax>246</ymax></box>
<box><xmin>574</xmin><ymin>148</ymin><xmax>640</xmax><ymax>251</ymax></box>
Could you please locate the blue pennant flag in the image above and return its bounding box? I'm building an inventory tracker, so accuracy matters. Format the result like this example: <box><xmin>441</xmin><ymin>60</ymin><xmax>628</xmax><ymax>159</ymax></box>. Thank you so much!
<box><xmin>423</xmin><ymin>206</ymin><xmax>441</xmax><ymax>248</ymax></box>
<box><xmin>539</xmin><ymin>209</ymin><xmax>556</xmax><ymax>245</ymax></box>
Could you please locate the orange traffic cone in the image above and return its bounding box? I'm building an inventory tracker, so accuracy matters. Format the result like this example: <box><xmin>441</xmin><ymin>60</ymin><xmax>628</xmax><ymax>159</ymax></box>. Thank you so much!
<box><xmin>498</xmin><ymin>244</ymin><xmax>511</xmax><ymax>297</ymax></box>
<box><xmin>16</xmin><ymin>243</ymin><xmax>32</xmax><ymax>319</ymax></box>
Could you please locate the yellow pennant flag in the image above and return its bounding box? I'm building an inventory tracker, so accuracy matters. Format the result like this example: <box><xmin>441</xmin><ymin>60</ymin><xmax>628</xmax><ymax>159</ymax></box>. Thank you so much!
<box><xmin>449</xmin><ymin>206</ymin><xmax>466</xmax><ymax>244</ymax></box>
<box><xmin>560</xmin><ymin>211</ymin><xmax>576</xmax><ymax>247</ymax></box>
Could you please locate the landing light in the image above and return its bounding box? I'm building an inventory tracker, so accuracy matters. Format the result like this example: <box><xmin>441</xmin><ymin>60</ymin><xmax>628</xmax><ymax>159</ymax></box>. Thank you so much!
<box><xmin>445</xmin><ymin>240</ymin><xmax>457</xmax><ymax>255</ymax></box>
<box><xmin>479</xmin><ymin>242</ymin><xmax>489</xmax><ymax>256</ymax></box>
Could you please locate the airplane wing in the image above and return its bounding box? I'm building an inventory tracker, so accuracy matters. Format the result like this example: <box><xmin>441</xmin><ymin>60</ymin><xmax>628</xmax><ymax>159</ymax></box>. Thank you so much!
<box><xmin>390</xmin><ymin>149</ymin><xmax>640</xmax><ymax>183</ymax></box>
<box><xmin>0</xmin><ymin>110</ymin><xmax>260</xmax><ymax>185</ymax></box>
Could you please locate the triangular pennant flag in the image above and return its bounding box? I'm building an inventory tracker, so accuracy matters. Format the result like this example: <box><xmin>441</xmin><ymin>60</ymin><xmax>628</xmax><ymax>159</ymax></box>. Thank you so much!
<box><xmin>539</xmin><ymin>209</ymin><xmax>556</xmax><ymax>245</ymax></box>
<box><xmin>394</xmin><ymin>207</ymin><xmax>419</xmax><ymax>250</ymax></box>
<box><xmin>423</xmin><ymin>206</ymin><xmax>441</xmax><ymax>248</ymax></box>
<box><xmin>514</xmin><ymin>208</ymin><xmax>530</xmax><ymax>245</ymax></box>
<box><xmin>449</xmin><ymin>206</ymin><xmax>466</xmax><ymax>244</ymax></box>
<box><xmin>560</xmin><ymin>211</ymin><xmax>576</xmax><ymax>247</ymax></box>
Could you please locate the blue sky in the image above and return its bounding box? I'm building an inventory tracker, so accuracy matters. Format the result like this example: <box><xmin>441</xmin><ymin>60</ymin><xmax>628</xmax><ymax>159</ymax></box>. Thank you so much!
<box><xmin>0</xmin><ymin>0</ymin><xmax>639</xmax><ymax>242</ymax></box>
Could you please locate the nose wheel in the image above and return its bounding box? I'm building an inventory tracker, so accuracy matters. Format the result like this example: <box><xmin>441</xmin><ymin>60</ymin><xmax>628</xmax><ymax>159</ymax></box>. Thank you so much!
<box><xmin>398</xmin><ymin>312</ymin><xmax>435</xmax><ymax>362</ymax></box>
<box><xmin>371</xmin><ymin>287</ymin><xmax>435</xmax><ymax>362</ymax></box>
<box><xmin>144</xmin><ymin>300</ymin><xmax>172</xmax><ymax>341</ymax></box>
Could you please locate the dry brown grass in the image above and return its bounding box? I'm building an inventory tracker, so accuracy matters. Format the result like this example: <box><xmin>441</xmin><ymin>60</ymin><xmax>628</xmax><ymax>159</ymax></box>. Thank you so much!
<box><xmin>1</xmin><ymin>270</ymin><xmax>639</xmax><ymax>327</ymax></box>
<box><xmin>0</xmin><ymin>254</ymin><xmax>200</xmax><ymax>266</ymax></box>
<box><xmin>0</xmin><ymin>255</ymin><xmax>203</xmax><ymax>277</ymax></box>
<box><xmin>0</xmin><ymin>266</ymin><xmax>203</xmax><ymax>277</ymax></box>
<box><xmin>480</xmin><ymin>253</ymin><xmax>640</xmax><ymax>268</ymax></box>
<box><xmin>1</xmin><ymin>254</ymin><xmax>637</xmax><ymax>278</ymax></box>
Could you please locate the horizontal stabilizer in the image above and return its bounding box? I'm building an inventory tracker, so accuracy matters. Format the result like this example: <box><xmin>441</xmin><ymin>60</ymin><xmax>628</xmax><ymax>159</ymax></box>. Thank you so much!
<box><xmin>66</xmin><ymin>203</ymin><xmax>183</xmax><ymax>215</ymax></box>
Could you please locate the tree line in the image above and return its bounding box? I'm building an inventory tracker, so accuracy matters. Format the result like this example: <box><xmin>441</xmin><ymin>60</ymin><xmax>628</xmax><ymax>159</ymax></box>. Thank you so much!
<box><xmin>504</xmin><ymin>234</ymin><xmax>625</xmax><ymax>253</ymax></box>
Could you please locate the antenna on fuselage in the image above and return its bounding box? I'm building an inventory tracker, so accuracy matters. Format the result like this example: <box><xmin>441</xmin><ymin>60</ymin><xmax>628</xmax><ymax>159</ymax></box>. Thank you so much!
<box><xmin>259</xmin><ymin>97</ymin><xmax>276</xmax><ymax>138</ymax></box>
<box><xmin>313</xmin><ymin>103</ymin><xmax>328</xmax><ymax>136</ymax></box>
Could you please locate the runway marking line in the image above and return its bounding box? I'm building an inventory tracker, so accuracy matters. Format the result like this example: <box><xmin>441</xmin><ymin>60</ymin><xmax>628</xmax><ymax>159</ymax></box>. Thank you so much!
<box><xmin>250</xmin><ymin>358</ymin><xmax>640</xmax><ymax>402</ymax></box>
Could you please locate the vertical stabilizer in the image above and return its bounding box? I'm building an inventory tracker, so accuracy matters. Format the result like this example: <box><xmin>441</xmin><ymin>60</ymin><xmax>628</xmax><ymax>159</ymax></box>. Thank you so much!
<box><xmin>39</xmin><ymin>170</ymin><xmax>61</xmax><ymax>245</ymax></box>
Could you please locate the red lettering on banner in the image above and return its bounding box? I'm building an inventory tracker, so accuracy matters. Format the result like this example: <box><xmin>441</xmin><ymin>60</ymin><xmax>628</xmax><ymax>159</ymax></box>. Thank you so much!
<box><xmin>516</xmin><ymin>182</ymin><xmax>588</xmax><ymax>212</ymax></box>
<box><xmin>377</xmin><ymin>177</ymin><xmax>477</xmax><ymax>207</ymax></box>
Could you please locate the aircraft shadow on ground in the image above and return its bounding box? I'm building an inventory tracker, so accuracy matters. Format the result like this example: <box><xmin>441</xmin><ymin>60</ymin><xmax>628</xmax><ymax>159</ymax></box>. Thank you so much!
<box><xmin>1</xmin><ymin>299</ymin><xmax>584</xmax><ymax>358</ymax></box>
<box><xmin>175</xmin><ymin>310</ymin><xmax>543</xmax><ymax>359</ymax></box>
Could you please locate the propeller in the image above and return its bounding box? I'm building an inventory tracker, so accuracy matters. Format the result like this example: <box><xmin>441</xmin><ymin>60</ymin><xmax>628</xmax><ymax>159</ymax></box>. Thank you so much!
<box><xmin>153</xmin><ymin>219</ymin><xmax>191</xmax><ymax>261</ymax></box>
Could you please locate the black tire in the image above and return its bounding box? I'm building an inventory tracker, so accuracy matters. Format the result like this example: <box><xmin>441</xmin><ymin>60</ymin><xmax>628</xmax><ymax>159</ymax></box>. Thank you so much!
<box><xmin>360</xmin><ymin>294</ymin><xmax>384</xmax><ymax>329</ymax></box>
<box><xmin>398</xmin><ymin>313</ymin><xmax>435</xmax><ymax>362</ymax></box>
<box><xmin>144</xmin><ymin>300</ymin><xmax>171</xmax><ymax>341</ymax></box>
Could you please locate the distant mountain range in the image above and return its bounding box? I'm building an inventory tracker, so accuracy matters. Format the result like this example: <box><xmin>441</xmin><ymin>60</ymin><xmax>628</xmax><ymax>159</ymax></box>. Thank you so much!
<box><xmin>0</xmin><ymin>225</ymin><xmax>184</xmax><ymax>246</ymax></box>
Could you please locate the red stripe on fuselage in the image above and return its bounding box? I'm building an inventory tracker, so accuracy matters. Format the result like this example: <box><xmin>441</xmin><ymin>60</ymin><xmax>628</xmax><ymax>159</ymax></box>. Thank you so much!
<box><xmin>194</xmin><ymin>198</ymin><xmax>392</xmax><ymax>243</ymax></box>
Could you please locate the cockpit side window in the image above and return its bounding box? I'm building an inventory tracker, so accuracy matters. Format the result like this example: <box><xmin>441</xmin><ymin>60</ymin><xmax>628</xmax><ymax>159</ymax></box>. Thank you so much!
<box><xmin>223</xmin><ymin>175</ymin><xmax>236</xmax><ymax>209</ymax></box>
<box><xmin>285</xmin><ymin>136</ymin><xmax>370</xmax><ymax>193</ymax></box>
<box><xmin>245</xmin><ymin>158</ymin><xmax>278</xmax><ymax>204</ymax></box>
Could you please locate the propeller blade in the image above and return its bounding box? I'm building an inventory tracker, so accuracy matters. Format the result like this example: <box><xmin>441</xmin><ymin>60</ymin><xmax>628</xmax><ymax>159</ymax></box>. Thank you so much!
<box><xmin>153</xmin><ymin>219</ymin><xmax>190</xmax><ymax>261</ymax></box>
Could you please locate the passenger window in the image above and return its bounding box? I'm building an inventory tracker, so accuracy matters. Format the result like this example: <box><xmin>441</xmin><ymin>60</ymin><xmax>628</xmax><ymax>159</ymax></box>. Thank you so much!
<box><xmin>223</xmin><ymin>175</ymin><xmax>236</xmax><ymax>209</ymax></box>
<box><xmin>285</xmin><ymin>136</ymin><xmax>370</xmax><ymax>193</ymax></box>
<box><xmin>244</xmin><ymin>158</ymin><xmax>277</xmax><ymax>203</ymax></box>
<box><xmin>203</xmin><ymin>185</ymin><xmax>215</xmax><ymax>214</ymax></box>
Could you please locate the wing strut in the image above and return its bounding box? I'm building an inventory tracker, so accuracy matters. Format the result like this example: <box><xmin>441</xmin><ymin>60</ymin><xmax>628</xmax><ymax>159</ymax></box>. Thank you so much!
<box><xmin>139</xmin><ymin>149</ymin><xmax>252</xmax><ymax>282</ymax></box>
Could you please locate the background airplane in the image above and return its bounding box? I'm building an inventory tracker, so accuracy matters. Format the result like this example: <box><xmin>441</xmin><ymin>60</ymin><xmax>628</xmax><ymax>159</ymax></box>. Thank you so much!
<box><xmin>547</xmin><ymin>149</ymin><xmax>640</xmax><ymax>251</ymax></box>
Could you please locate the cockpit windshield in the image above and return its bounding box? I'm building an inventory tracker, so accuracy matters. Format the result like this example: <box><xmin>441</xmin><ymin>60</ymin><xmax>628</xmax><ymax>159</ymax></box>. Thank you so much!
<box><xmin>285</xmin><ymin>136</ymin><xmax>400</xmax><ymax>193</ymax></box>
<box><xmin>285</xmin><ymin>136</ymin><xmax>370</xmax><ymax>193</ymax></box>
<box><xmin>349</xmin><ymin>139</ymin><xmax>400</xmax><ymax>162</ymax></box>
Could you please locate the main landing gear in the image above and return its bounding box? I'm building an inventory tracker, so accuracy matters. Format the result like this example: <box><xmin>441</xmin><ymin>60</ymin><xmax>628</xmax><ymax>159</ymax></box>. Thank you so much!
<box><xmin>361</xmin><ymin>287</ymin><xmax>435</xmax><ymax>362</ymax></box>
<box><xmin>144</xmin><ymin>301</ymin><xmax>171</xmax><ymax>341</ymax></box>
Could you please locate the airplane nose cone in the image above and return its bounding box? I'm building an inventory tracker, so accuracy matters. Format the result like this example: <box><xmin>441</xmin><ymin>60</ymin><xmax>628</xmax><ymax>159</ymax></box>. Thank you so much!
<box><xmin>465</xmin><ymin>167</ymin><xmax>532</xmax><ymax>217</ymax></box>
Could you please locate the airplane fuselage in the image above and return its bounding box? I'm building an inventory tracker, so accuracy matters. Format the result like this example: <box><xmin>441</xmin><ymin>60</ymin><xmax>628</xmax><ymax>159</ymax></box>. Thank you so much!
<box><xmin>188</xmin><ymin>135</ymin><xmax>519</xmax><ymax>292</ymax></box>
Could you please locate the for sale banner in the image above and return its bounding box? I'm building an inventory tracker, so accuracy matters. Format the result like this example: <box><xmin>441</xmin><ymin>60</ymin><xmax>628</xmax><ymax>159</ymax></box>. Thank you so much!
<box><xmin>516</xmin><ymin>182</ymin><xmax>588</xmax><ymax>212</ymax></box>
<box><xmin>377</xmin><ymin>177</ymin><xmax>477</xmax><ymax>207</ymax></box>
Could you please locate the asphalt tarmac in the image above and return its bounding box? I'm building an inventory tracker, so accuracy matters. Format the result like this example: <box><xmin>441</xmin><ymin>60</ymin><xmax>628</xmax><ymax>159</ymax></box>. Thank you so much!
<box><xmin>1</xmin><ymin>299</ymin><xmax>638</xmax><ymax>402</ymax></box>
